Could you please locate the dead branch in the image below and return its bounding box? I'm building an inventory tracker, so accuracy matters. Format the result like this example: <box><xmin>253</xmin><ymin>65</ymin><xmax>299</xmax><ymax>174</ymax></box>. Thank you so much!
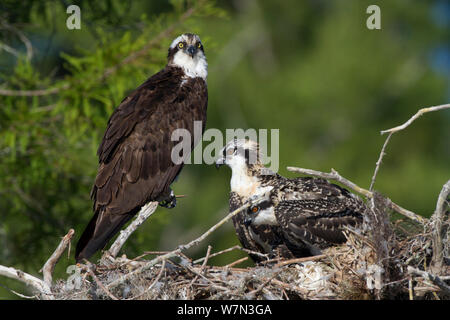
<box><xmin>0</xmin><ymin>265</ymin><xmax>53</xmax><ymax>300</ymax></box>
<box><xmin>225</xmin><ymin>257</ymin><xmax>249</xmax><ymax>268</ymax></box>
<box><xmin>430</xmin><ymin>179</ymin><xmax>450</xmax><ymax>273</ymax></box>
<box><xmin>0</xmin><ymin>229</ymin><xmax>75</xmax><ymax>299</ymax></box>
<box><xmin>86</xmin><ymin>263</ymin><xmax>119</xmax><ymax>300</ymax></box>
<box><xmin>380</xmin><ymin>104</ymin><xmax>450</xmax><ymax>135</ymax></box>
<box><xmin>105</xmin><ymin>202</ymin><xmax>159</xmax><ymax>259</ymax></box>
<box><xmin>193</xmin><ymin>245</ymin><xmax>269</xmax><ymax>264</ymax></box>
<box><xmin>407</xmin><ymin>266</ymin><xmax>450</xmax><ymax>296</ymax></box>
<box><xmin>369</xmin><ymin>132</ymin><xmax>393</xmax><ymax>191</ymax></box>
<box><xmin>40</xmin><ymin>229</ymin><xmax>75</xmax><ymax>286</ymax></box>
<box><xmin>287</xmin><ymin>166</ymin><xmax>427</xmax><ymax>224</ymax></box>
<box><xmin>274</xmin><ymin>254</ymin><xmax>328</xmax><ymax>268</ymax></box>
<box><xmin>188</xmin><ymin>245</ymin><xmax>212</xmax><ymax>290</ymax></box>
<box><xmin>0</xmin><ymin>18</ymin><xmax>33</xmax><ymax>60</ymax></box>
<box><xmin>128</xmin><ymin>259</ymin><xmax>167</xmax><ymax>300</ymax></box>
<box><xmin>370</xmin><ymin>103</ymin><xmax>450</xmax><ymax>190</ymax></box>
<box><xmin>104</xmin><ymin>201</ymin><xmax>253</xmax><ymax>291</ymax></box>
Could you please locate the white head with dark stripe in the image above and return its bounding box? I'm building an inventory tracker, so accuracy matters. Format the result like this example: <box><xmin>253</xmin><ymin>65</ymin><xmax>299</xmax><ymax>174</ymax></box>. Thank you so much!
<box><xmin>245</xmin><ymin>193</ymin><xmax>278</xmax><ymax>227</ymax></box>
<box><xmin>216</xmin><ymin>139</ymin><xmax>269</xmax><ymax>198</ymax></box>
<box><xmin>168</xmin><ymin>33</ymin><xmax>207</xmax><ymax>80</ymax></box>
<box><xmin>215</xmin><ymin>139</ymin><xmax>262</xmax><ymax>173</ymax></box>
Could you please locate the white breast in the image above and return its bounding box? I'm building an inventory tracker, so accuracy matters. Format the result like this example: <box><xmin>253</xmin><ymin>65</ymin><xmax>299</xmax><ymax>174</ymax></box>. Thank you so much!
<box><xmin>172</xmin><ymin>51</ymin><xmax>208</xmax><ymax>80</ymax></box>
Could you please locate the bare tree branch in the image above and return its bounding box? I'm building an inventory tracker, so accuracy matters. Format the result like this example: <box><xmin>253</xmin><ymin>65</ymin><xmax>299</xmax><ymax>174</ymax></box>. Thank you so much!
<box><xmin>430</xmin><ymin>179</ymin><xmax>450</xmax><ymax>272</ymax></box>
<box><xmin>0</xmin><ymin>85</ymin><xmax>69</xmax><ymax>97</ymax></box>
<box><xmin>86</xmin><ymin>263</ymin><xmax>119</xmax><ymax>300</ymax></box>
<box><xmin>105</xmin><ymin>201</ymin><xmax>253</xmax><ymax>291</ymax></box>
<box><xmin>0</xmin><ymin>265</ymin><xmax>53</xmax><ymax>300</ymax></box>
<box><xmin>369</xmin><ymin>132</ymin><xmax>393</xmax><ymax>191</ymax></box>
<box><xmin>274</xmin><ymin>254</ymin><xmax>328</xmax><ymax>268</ymax></box>
<box><xmin>0</xmin><ymin>41</ymin><xmax>21</xmax><ymax>57</ymax></box>
<box><xmin>370</xmin><ymin>103</ymin><xmax>450</xmax><ymax>191</ymax></box>
<box><xmin>287</xmin><ymin>166</ymin><xmax>427</xmax><ymax>224</ymax></box>
<box><xmin>193</xmin><ymin>245</ymin><xmax>269</xmax><ymax>264</ymax></box>
<box><xmin>40</xmin><ymin>229</ymin><xmax>75</xmax><ymax>286</ymax></box>
<box><xmin>407</xmin><ymin>266</ymin><xmax>450</xmax><ymax>295</ymax></box>
<box><xmin>0</xmin><ymin>18</ymin><xmax>33</xmax><ymax>60</ymax></box>
<box><xmin>104</xmin><ymin>202</ymin><xmax>159</xmax><ymax>259</ymax></box>
<box><xmin>380</xmin><ymin>104</ymin><xmax>450</xmax><ymax>135</ymax></box>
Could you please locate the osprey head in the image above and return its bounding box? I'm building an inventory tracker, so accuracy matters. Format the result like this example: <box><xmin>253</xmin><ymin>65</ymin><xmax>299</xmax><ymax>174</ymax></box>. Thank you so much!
<box><xmin>244</xmin><ymin>194</ymin><xmax>278</xmax><ymax>227</ymax></box>
<box><xmin>215</xmin><ymin>139</ymin><xmax>261</xmax><ymax>170</ymax></box>
<box><xmin>168</xmin><ymin>33</ymin><xmax>207</xmax><ymax>80</ymax></box>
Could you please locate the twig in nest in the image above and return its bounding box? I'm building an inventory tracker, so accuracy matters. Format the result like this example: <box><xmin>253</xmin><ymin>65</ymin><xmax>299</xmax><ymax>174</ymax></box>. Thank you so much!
<box><xmin>40</xmin><ymin>229</ymin><xmax>75</xmax><ymax>286</ymax></box>
<box><xmin>189</xmin><ymin>245</ymin><xmax>212</xmax><ymax>288</ymax></box>
<box><xmin>184</xmin><ymin>264</ymin><xmax>229</xmax><ymax>292</ymax></box>
<box><xmin>193</xmin><ymin>245</ymin><xmax>268</xmax><ymax>264</ymax></box>
<box><xmin>287</xmin><ymin>166</ymin><xmax>426</xmax><ymax>224</ymax></box>
<box><xmin>430</xmin><ymin>179</ymin><xmax>450</xmax><ymax>272</ymax></box>
<box><xmin>129</xmin><ymin>260</ymin><xmax>166</xmax><ymax>300</ymax></box>
<box><xmin>274</xmin><ymin>254</ymin><xmax>328</xmax><ymax>268</ymax></box>
<box><xmin>86</xmin><ymin>263</ymin><xmax>119</xmax><ymax>300</ymax></box>
<box><xmin>199</xmin><ymin>245</ymin><xmax>212</xmax><ymax>273</ymax></box>
<box><xmin>407</xmin><ymin>266</ymin><xmax>450</xmax><ymax>296</ymax></box>
<box><xmin>247</xmin><ymin>270</ymin><xmax>281</xmax><ymax>298</ymax></box>
<box><xmin>193</xmin><ymin>245</ymin><xmax>240</xmax><ymax>264</ymax></box>
<box><xmin>225</xmin><ymin>257</ymin><xmax>248</xmax><ymax>268</ymax></box>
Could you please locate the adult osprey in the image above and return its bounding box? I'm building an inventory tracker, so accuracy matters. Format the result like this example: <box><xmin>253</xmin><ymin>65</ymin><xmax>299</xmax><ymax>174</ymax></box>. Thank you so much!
<box><xmin>215</xmin><ymin>139</ymin><xmax>366</xmax><ymax>258</ymax></box>
<box><xmin>75</xmin><ymin>33</ymin><xmax>208</xmax><ymax>262</ymax></box>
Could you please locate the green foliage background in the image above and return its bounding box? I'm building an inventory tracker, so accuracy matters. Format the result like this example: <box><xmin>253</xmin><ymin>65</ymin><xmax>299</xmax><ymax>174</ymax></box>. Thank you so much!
<box><xmin>0</xmin><ymin>0</ymin><xmax>448</xmax><ymax>299</ymax></box>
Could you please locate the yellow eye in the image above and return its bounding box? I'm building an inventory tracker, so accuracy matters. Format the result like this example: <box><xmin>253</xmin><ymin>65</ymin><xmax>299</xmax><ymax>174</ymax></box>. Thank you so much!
<box><xmin>178</xmin><ymin>42</ymin><xmax>184</xmax><ymax>49</ymax></box>
<box><xmin>197</xmin><ymin>42</ymin><xmax>202</xmax><ymax>48</ymax></box>
<box><xmin>226</xmin><ymin>148</ymin><xmax>234</xmax><ymax>156</ymax></box>
<box><xmin>251</xmin><ymin>206</ymin><xmax>259</xmax><ymax>213</ymax></box>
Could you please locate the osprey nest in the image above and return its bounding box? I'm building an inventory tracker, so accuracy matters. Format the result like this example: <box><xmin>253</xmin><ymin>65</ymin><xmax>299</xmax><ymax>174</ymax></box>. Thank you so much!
<box><xmin>48</xmin><ymin>190</ymin><xmax>448</xmax><ymax>300</ymax></box>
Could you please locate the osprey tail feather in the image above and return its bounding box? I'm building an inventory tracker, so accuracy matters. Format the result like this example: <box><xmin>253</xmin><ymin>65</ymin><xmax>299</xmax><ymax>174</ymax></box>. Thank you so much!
<box><xmin>75</xmin><ymin>209</ymin><xmax>135</xmax><ymax>262</ymax></box>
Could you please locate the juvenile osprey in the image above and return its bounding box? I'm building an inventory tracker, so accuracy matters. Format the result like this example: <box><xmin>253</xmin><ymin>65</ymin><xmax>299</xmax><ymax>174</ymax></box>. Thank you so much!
<box><xmin>216</xmin><ymin>139</ymin><xmax>299</xmax><ymax>262</ymax></box>
<box><xmin>215</xmin><ymin>139</ymin><xmax>366</xmax><ymax>258</ymax></box>
<box><xmin>76</xmin><ymin>33</ymin><xmax>208</xmax><ymax>262</ymax></box>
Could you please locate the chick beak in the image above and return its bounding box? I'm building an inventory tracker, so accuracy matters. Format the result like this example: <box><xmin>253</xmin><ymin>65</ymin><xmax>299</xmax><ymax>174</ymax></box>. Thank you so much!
<box><xmin>244</xmin><ymin>216</ymin><xmax>252</xmax><ymax>227</ymax></box>
<box><xmin>215</xmin><ymin>157</ymin><xmax>225</xmax><ymax>169</ymax></box>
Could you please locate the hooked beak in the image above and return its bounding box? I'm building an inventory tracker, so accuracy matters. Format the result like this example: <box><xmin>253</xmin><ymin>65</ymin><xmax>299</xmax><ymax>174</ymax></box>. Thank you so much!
<box><xmin>186</xmin><ymin>45</ymin><xmax>196</xmax><ymax>58</ymax></box>
<box><xmin>215</xmin><ymin>156</ymin><xmax>225</xmax><ymax>169</ymax></box>
<box><xmin>244</xmin><ymin>216</ymin><xmax>253</xmax><ymax>227</ymax></box>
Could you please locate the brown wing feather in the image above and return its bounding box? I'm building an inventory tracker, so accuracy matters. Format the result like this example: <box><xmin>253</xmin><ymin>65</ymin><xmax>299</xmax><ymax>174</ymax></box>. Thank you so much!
<box><xmin>76</xmin><ymin>66</ymin><xmax>207</xmax><ymax>261</ymax></box>
<box><xmin>275</xmin><ymin>199</ymin><xmax>364</xmax><ymax>252</ymax></box>
<box><xmin>230</xmin><ymin>192</ymin><xmax>296</xmax><ymax>262</ymax></box>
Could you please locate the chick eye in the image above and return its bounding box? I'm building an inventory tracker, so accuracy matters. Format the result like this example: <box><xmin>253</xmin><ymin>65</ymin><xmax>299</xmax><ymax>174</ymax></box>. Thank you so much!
<box><xmin>250</xmin><ymin>206</ymin><xmax>259</xmax><ymax>214</ymax></box>
<box><xmin>178</xmin><ymin>42</ymin><xmax>184</xmax><ymax>49</ymax></box>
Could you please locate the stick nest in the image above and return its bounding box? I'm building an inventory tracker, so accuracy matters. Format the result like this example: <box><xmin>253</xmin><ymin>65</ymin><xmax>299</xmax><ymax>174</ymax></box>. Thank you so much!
<box><xmin>52</xmin><ymin>194</ymin><xmax>449</xmax><ymax>300</ymax></box>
